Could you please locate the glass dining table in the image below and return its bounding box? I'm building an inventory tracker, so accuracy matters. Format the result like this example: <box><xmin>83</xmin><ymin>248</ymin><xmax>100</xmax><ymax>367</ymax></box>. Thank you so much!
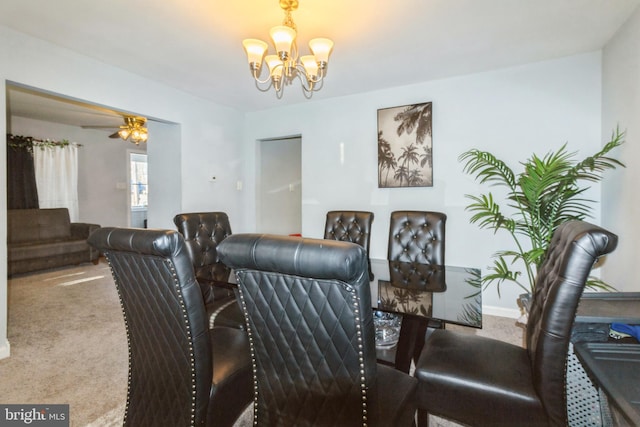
<box><xmin>213</xmin><ymin>258</ymin><xmax>482</xmax><ymax>373</ymax></box>
<box><xmin>368</xmin><ymin>259</ymin><xmax>482</xmax><ymax>372</ymax></box>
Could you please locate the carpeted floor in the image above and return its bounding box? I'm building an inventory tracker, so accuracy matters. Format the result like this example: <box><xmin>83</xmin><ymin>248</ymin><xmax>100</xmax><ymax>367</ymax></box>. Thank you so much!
<box><xmin>1</xmin><ymin>260</ymin><xmax>524</xmax><ymax>426</ymax></box>
<box><xmin>1</xmin><ymin>260</ymin><xmax>128</xmax><ymax>426</ymax></box>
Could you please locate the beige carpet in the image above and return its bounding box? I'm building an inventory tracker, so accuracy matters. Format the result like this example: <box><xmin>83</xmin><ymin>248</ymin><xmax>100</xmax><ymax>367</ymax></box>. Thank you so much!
<box><xmin>1</xmin><ymin>260</ymin><xmax>523</xmax><ymax>426</ymax></box>
<box><xmin>2</xmin><ymin>260</ymin><xmax>128</xmax><ymax>426</ymax></box>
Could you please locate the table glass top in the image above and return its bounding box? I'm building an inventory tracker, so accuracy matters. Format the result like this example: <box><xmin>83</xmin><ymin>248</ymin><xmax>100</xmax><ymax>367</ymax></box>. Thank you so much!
<box><xmin>217</xmin><ymin>259</ymin><xmax>483</xmax><ymax>329</ymax></box>
<box><xmin>369</xmin><ymin>259</ymin><xmax>482</xmax><ymax>328</ymax></box>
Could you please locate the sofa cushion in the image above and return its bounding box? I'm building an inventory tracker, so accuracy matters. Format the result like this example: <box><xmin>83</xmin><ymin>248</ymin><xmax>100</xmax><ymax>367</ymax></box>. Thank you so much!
<box><xmin>8</xmin><ymin>208</ymin><xmax>71</xmax><ymax>244</ymax></box>
<box><xmin>9</xmin><ymin>239</ymin><xmax>92</xmax><ymax>261</ymax></box>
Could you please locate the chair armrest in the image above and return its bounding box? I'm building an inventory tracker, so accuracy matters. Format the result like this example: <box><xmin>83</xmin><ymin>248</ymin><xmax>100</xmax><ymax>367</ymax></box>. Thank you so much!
<box><xmin>71</xmin><ymin>222</ymin><xmax>101</xmax><ymax>239</ymax></box>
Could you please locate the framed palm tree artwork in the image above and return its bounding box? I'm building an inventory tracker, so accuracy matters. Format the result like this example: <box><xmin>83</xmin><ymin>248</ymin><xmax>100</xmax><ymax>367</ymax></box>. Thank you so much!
<box><xmin>377</xmin><ymin>102</ymin><xmax>432</xmax><ymax>188</ymax></box>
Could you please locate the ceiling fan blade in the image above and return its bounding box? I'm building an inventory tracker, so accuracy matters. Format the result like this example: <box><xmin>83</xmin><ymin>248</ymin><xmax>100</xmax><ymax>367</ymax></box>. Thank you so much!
<box><xmin>109</xmin><ymin>132</ymin><xmax>121</xmax><ymax>139</ymax></box>
<box><xmin>81</xmin><ymin>125</ymin><xmax>122</xmax><ymax>129</ymax></box>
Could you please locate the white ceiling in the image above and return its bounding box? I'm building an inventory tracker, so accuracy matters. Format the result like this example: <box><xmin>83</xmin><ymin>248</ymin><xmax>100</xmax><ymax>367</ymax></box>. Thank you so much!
<box><xmin>2</xmin><ymin>0</ymin><xmax>639</xmax><ymax>127</ymax></box>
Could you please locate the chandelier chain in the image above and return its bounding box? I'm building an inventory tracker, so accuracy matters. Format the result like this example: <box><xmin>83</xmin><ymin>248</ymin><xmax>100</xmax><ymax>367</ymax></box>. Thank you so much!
<box><xmin>282</xmin><ymin>10</ymin><xmax>296</xmax><ymax>31</ymax></box>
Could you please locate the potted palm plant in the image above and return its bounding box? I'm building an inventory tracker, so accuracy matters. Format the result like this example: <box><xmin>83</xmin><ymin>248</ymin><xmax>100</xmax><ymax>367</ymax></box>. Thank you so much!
<box><xmin>459</xmin><ymin>128</ymin><xmax>625</xmax><ymax>300</ymax></box>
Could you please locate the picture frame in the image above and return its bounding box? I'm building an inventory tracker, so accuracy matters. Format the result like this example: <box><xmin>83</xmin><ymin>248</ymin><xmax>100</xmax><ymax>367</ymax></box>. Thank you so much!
<box><xmin>377</xmin><ymin>102</ymin><xmax>433</xmax><ymax>188</ymax></box>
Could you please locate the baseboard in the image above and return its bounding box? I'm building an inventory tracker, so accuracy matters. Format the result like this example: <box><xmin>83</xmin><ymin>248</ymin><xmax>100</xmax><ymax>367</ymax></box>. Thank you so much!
<box><xmin>483</xmin><ymin>304</ymin><xmax>521</xmax><ymax>319</ymax></box>
<box><xmin>0</xmin><ymin>339</ymin><xmax>10</xmax><ymax>360</ymax></box>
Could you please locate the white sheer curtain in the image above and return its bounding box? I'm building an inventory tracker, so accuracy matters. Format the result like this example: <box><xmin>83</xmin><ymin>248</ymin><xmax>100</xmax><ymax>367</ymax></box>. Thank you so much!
<box><xmin>33</xmin><ymin>144</ymin><xmax>79</xmax><ymax>221</ymax></box>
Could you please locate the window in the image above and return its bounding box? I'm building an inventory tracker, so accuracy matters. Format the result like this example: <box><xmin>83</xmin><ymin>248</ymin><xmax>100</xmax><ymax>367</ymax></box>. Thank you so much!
<box><xmin>130</xmin><ymin>153</ymin><xmax>148</xmax><ymax>209</ymax></box>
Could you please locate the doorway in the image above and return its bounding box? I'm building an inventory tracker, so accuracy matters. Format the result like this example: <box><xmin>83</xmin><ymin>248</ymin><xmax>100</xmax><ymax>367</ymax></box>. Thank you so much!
<box><xmin>256</xmin><ymin>136</ymin><xmax>302</xmax><ymax>235</ymax></box>
<box><xmin>128</xmin><ymin>152</ymin><xmax>148</xmax><ymax>228</ymax></box>
<box><xmin>5</xmin><ymin>83</ymin><xmax>151</xmax><ymax>228</ymax></box>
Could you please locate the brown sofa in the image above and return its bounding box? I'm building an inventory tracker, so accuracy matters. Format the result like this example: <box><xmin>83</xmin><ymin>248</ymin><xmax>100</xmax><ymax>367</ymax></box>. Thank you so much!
<box><xmin>8</xmin><ymin>208</ymin><xmax>100</xmax><ymax>276</ymax></box>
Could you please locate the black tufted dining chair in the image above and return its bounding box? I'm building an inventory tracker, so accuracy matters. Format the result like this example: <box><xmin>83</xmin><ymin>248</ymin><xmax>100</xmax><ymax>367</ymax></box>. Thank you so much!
<box><xmin>414</xmin><ymin>220</ymin><xmax>618</xmax><ymax>427</ymax></box>
<box><xmin>384</xmin><ymin>211</ymin><xmax>447</xmax><ymax>372</ymax></box>
<box><xmin>173</xmin><ymin>212</ymin><xmax>234</xmax><ymax>300</ymax></box>
<box><xmin>218</xmin><ymin>233</ymin><xmax>418</xmax><ymax>427</ymax></box>
<box><xmin>388</xmin><ymin>211</ymin><xmax>446</xmax><ymax>264</ymax></box>
<box><xmin>324</xmin><ymin>210</ymin><xmax>375</xmax><ymax>280</ymax></box>
<box><xmin>87</xmin><ymin>227</ymin><xmax>252</xmax><ymax>427</ymax></box>
<box><xmin>174</xmin><ymin>212</ymin><xmax>244</xmax><ymax>329</ymax></box>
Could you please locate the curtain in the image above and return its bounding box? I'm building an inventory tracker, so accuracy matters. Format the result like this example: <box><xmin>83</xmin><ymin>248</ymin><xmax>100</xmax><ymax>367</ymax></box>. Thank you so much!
<box><xmin>33</xmin><ymin>144</ymin><xmax>79</xmax><ymax>221</ymax></box>
<box><xmin>6</xmin><ymin>135</ymin><xmax>40</xmax><ymax>209</ymax></box>
<box><xmin>6</xmin><ymin>143</ymin><xmax>39</xmax><ymax>209</ymax></box>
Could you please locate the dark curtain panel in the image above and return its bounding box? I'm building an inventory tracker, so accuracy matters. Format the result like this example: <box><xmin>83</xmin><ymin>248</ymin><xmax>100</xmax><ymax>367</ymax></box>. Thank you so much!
<box><xmin>6</xmin><ymin>135</ymin><xmax>39</xmax><ymax>209</ymax></box>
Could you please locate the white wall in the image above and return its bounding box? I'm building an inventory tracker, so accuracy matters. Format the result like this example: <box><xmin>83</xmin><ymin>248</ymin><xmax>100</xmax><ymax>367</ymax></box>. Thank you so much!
<box><xmin>0</xmin><ymin>25</ymin><xmax>245</xmax><ymax>359</ymax></box>
<box><xmin>601</xmin><ymin>7</ymin><xmax>640</xmax><ymax>291</ymax></box>
<box><xmin>8</xmin><ymin>115</ymin><xmax>141</xmax><ymax>227</ymax></box>
<box><xmin>147</xmin><ymin>120</ymin><xmax>181</xmax><ymax>229</ymax></box>
<box><xmin>243</xmin><ymin>52</ymin><xmax>604</xmax><ymax>316</ymax></box>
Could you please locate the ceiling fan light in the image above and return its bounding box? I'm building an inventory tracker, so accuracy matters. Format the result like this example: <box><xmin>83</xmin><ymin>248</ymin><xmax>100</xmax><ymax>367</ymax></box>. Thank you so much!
<box><xmin>118</xmin><ymin>128</ymin><xmax>131</xmax><ymax>140</ymax></box>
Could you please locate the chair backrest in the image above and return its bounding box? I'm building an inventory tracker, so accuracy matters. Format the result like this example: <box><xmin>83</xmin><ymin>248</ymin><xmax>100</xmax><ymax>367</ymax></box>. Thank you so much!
<box><xmin>173</xmin><ymin>212</ymin><xmax>232</xmax><ymax>282</ymax></box>
<box><xmin>324</xmin><ymin>210</ymin><xmax>374</xmax><ymax>252</ymax></box>
<box><xmin>217</xmin><ymin>234</ymin><xmax>382</xmax><ymax>426</ymax></box>
<box><xmin>388</xmin><ymin>211</ymin><xmax>446</xmax><ymax>264</ymax></box>
<box><xmin>525</xmin><ymin>220</ymin><xmax>618</xmax><ymax>425</ymax></box>
<box><xmin>88</xmin><ymin>227</ymin><xmax>212</xmax><ymax>426</ymax></box>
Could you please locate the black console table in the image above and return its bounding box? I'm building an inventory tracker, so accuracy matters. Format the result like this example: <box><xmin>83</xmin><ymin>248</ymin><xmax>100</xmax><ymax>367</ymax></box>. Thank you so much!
<box><xmin>567</xmin><ymin>292</ymin><xmax>640</xmax><ymax>427</ymax></box>
<box><xmin>573</xmin><ymin>343</ymin><xmax>640</xmax><ymax>426</ymax></box>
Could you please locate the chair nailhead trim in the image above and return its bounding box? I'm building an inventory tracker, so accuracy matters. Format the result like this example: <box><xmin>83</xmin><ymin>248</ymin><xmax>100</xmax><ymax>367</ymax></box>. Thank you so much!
<box><xmin>346</xmin><ymin>284</ymin><xmax>369</xmax><ymax>425</ymax></box>
<box><xmin>234</xmin><ymin>274</ymin><xmax>261</xmax><ymax>426</ymax></box>
<box><xmin>168</xmin><ymin>260</ymin><xmax>199</xmax><ymax>425</ymax></box>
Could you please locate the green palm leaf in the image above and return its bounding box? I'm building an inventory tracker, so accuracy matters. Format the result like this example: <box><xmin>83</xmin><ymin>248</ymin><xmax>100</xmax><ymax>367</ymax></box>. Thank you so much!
<box><xmin>461</xmin><ymin>128</ymin><xmax>625</xmax><ymax>294</ymax></box>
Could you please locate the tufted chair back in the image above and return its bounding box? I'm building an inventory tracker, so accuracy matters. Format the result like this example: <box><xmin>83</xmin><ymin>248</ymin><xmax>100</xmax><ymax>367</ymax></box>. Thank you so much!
<box><xmin>388</xmin><ymin>211</ymin><xmax>446</xmax><ymax>264</ymax></box>
<box><xmin>324</xmin><ymin>210</ymin><xmax>374</xmax><ymax>279</ymax></box>
<box><xmin>87</xmin><ymin>227</ymin><xmax>252</xmax><ymax>427</ymax></box>
<box><xmin>173</xmin><ymin>212</ymin><xmax>232</xmax><ymax>281</ymax></box>
<box><xmin>324</xmin><ymin>210</ymin><xmax>374</xmax><ymax>249</ymax></box>
<box><xmin>526</xmin><ymin>220</ymin><xmax>618</xmax><ymax>425</ymax></box>
<box><xmin>218</xmin><ymin>233</ymin><xmax>417</xmax><ymax>427</ymax></box>
<box><xmin>388</xmin><ymin>261</ymin><xmax>446</xmax><ymax>292</ymax></box>
<box><xmin>174</xmin><ymin>212</ymin><xmax>234</xmax><ymax>304</ymax></box>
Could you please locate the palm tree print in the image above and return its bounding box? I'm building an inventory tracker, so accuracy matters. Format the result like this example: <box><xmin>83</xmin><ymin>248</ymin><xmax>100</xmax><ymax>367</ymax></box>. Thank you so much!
<box><xmin>377</xmin><ymin>102</ymin><xmax>432</xmax><ymax>187</ymax></box>
<box><xmin>377</xmin><ymin>131</ymin><xmax>396</xmax><ymax>185</ymax></box>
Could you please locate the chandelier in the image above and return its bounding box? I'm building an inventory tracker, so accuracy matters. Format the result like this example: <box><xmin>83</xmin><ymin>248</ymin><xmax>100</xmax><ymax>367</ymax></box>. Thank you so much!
<box><xmin>242</xmin><ymin>0</ymin><xmax>334</xmax><ymax>98</ymax></box>
<box><xmin>118</xmin><ymin>117</ymin><xmax>148</xmax><ymax>145</ymax></box>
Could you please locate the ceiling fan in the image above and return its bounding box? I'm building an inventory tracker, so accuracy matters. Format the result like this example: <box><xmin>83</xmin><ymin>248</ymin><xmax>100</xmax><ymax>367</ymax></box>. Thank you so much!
<box><xmin>82</xmin><ymin>115</ymin><xmax>149</xmax><ymax>144</ymax></box>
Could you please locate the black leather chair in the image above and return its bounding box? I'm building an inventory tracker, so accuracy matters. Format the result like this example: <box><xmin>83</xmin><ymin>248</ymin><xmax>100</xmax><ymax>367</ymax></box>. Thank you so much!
<box><xmin>414</xmin><ymin>220</ymin><xmax>618</xmax><ymax>427</ymax></box>
<box><xmin>218</xmin><ymin>233</ymin><xmax>418</xmax><ymax>427</ymax></box>
<box><xmin>174</xmin><ymin>212</ymin><xmax>244</xmax><ymax>329</ymax></box>
<box><xmin>388</xmin><ymin>211</ymin><xmax>446</xmax><ymax>264</ymax></box>
<box><xmin>384</xmin><ymin>211</ymin><xmax>447</xmax><ymax>372</ymax></box>
<box><xmin>324</xmin><ymin>210</ymin><xmax>375</xmax><ymax>280</ymax></box>
<box><xmin>88</xmin><ymin>227</ymin><xmax>252</xmax><ymax>427</ymax></box>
